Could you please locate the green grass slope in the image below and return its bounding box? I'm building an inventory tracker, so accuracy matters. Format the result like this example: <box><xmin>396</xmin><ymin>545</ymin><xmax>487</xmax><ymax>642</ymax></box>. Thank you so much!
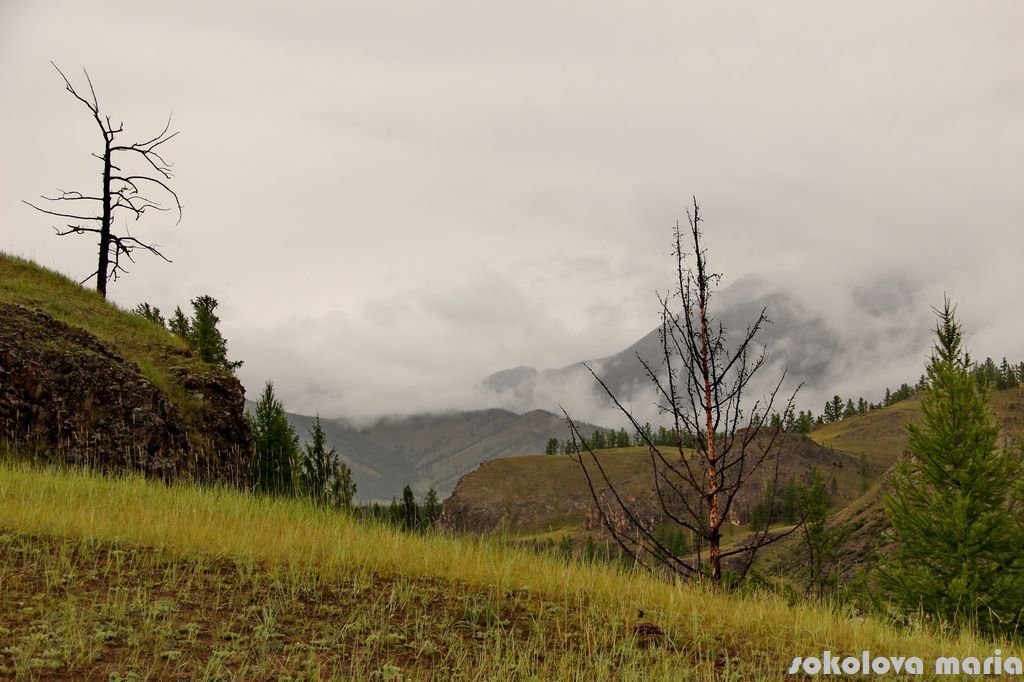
<box><xmin>810</xmin><ymin>387</ymin><xmax>1024</xmax><ymax>470</ymax></box>
<box><xmin>0</xmin><ymin>461</ymin><xmax>1007</xmax><ymax>680</ymax></box>
<box><xmin>765</xmin><ymin>387</ymin><xmax>1024</xmax><ymax>578</ymax></box>
<box><xmin>444</xmin><ymin>433</ymin><xmax>863</xmax><ymax>538</ymax></box>
<box><xmin>0</xmin><ymin>252</ymin><xmax>210</xmax><ymax>416</ymax></box>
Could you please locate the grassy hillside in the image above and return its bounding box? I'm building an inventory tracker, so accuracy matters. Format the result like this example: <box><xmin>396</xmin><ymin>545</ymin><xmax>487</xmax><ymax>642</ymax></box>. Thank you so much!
<box><xmin>760</xmin><ymin>387</ymin><xmax>1024</xmax><ymax>578</ymax></box>
<box><xmin>809</xmin><ymin>386</ymin><xmax>1024</xmax><ymax>469</ymax></box>
<box><xmin>444</xmin><ymin>434</ymin><xmax>864</xmax><ymax>538</ymax></box>
<box><xmin>0</xmin><ymin>252</ymin><xmax>210</xmax><ymax>416</ymax></box>
<box><xmin>809</xmin><ymin>399</ymin><xmax>921</xmax><ymax>471</ymax></box>
<box><xmin>0</xmin><ymin>460</ymin><xmax>1007</xmax><ymax>680</ymax></box>
<box><xmin>444</xmin><ymin>389</ymin><xmax>1024</xmax><ymax>582</ymax></box>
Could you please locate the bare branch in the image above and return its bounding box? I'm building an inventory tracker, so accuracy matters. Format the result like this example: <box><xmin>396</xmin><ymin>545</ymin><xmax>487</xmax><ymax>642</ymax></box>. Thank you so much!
<box><xmin>111</xmin><ymin>175</ymin><xmax>182</xmax><ymax>222</ymax></box>
<box><xmin>54</xmin><ymin>224</ymin><xmax>101</xmax><ymax>237</ymax></box>
<box><xmin>51</xmin><ymin>62</ymin><xmax>98</xmax><ymax>115</ymax></box>
<box><xmin>22</xmin><ymin>199</ymin><xmax>101</xmax><ymax>222</ymax></box>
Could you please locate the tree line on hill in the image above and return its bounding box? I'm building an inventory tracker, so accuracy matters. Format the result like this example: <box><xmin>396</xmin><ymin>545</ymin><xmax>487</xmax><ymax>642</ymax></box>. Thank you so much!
<box><xmin>547</xmin><ymin>355</ymin><xmax>1024</xmax><ymax>456</ymax></box>
<box><xmin>786</xmin><ymin>355</ymin><xmax>1024</xmax><ymax>433</ymax></box>
<box><xmin>545</xmin><ymin>422</ymin><xmax>695</xmax><ymax>455</ymax></box>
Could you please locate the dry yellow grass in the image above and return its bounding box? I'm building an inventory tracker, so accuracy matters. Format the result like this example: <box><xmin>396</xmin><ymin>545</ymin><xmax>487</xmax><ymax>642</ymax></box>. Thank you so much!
<box><xmin>0</xmin><ymin>460</ymin><xmax>1012</xmax><ymax>680</ymax></box>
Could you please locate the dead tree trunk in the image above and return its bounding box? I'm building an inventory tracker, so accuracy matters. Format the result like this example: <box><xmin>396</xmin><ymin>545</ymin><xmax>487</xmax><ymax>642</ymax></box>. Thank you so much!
<box><xmin>565</xmin><ymin>198</ymin><xmax>801</xmax><ymax>587</ymax></box>
<box><xmin>694</xmin><ymin>219</ymin><xmax>723</xmax><ymax>583</ymax></box>
<box><xmin>98</xmin><ymin>132</ymin><xmax>113</xmax><ymax>297</ymax></box>
<box><xmin>24</xmin><ymin>63</ymin><xmax>181</xmax><ymax>298</ymax></box>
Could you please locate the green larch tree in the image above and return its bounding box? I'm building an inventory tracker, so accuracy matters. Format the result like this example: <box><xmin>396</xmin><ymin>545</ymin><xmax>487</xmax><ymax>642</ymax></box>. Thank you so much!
<box><xmin>301</xmin><ymin>415</ymin><xmax>356</xmax><ymax>510</ymax></box>
<box><xmin>247</xmin><ymin>381</ymin><xmax>299</xmax><ymax>496</ymax></box>
<box><xmin>401</xmin><ymin>485</ymin><xmax>419</xmax><ymax>531</ymax></box>
<box><xmin>187</xmin><ymin>295</ymin><xmax>242</xmax><ymax>371</ymax></box>
<box><xmin>132</xmin><ymin>302</ymin><xmax>165</xmax><ymax>327</ymax></box>
<box><xmin>880</xmin><ymin>298</ymin><xmax>1024</xmax><ymax>634</ymax></box>
<box><xmin>422</xmin><ymin>488</ymin><xmax>442</xmax><ymax>527</ymax></box>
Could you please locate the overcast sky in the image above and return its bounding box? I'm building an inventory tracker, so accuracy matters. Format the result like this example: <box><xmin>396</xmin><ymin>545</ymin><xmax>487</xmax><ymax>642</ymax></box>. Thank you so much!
<box><xmin>2</xmin><ymin>2</ymin><xmax>1023</xmax><ymax>421</ymax></box>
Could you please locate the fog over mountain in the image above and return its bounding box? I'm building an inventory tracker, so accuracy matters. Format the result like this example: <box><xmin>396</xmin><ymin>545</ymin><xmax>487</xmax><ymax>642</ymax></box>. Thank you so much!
<box><xmin>482</xmin><ymin>275</ymin><xmax>935</xmax><ymax>427</ymax></box>
<box><xmin>3</xmin><ymin>2</ymin><xmax>1022</xmax><ymax>423</ymax></box>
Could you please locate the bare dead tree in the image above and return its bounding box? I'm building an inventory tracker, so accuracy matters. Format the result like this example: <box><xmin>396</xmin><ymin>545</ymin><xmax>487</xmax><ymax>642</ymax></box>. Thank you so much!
<box><xmin>564</xmin><ymin>198</ymin><xmax>801</xmax><ymax>587</ymax></box>
<box><xmin>24</xmin><ymin>63</ymin><xmax>182</xmax><ymax>298</ymax></box>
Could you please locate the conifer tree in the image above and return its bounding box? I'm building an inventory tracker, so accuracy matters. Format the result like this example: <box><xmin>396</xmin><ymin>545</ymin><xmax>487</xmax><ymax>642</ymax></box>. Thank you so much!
<box><xmin>187</xmin><ymin>295</ymin><xmax>243</xmax><ymax>371</ymax></box>
<box><xmin>401</xmin><ymin>485</ymin><xmax>419</xmax><ymax>530</ymax></box>
<box><xmin>133</xmin><ymin>302</ymin><xmax>165</xmax><ymax>327</ymax></box>
<box><xmin>302</xmin><ymin>415</ymin><xmax>332</xmax><ymax>502</ymax></box>
<box><xmin>999</xmin><ymin>357</ymin><xmax>1015</xmax><ymax>389</ymax></box>
<box><xmin>332</xmin><ymin>456</ymin><xmax>357</xmax><ymax>510</ymax></box>
<box><xmin>247</xmin><ymin>381</ymin><xmax>299</xmax><ymax>496</ymax></box>
<box><xmin>842</xmin><ymin>398</ymin><xmax>857</xmax><ymax>419</ymax></box>
<box><xmin>301</xmin><ymin>415</ymin><xmax>356</xmax><ymax>510</ymax></box>
<box><xmin>880</xmin><ymin>298</ymin><xmax>1024</xmax><ymax>634</ymax></box>
<box><xmin>168</xmin><ymin>305</ymin><xmax>190</xmax><ymax>340</ymax></box>
<box><xmin>798</xmin><ymin>471</ymin><xmax>850</xmax><ymax>597</ymax></box>
<box><xmin>423</xmin><ymin>488</ymin><xmax>442</xmax><ymax>527</ymax></box>
<box><xmin>793</xmin><ymin>410</ymin><xmax>814</xmax><ymax>434</ymax></box>
<box><xmin>829</xmin><ymin>395</ymin><xmax>843</xmax><ymax>422</ymax></box>
<box><xmin>165</xmin><ymin>296</ymin><xmax>242</xmax><ymax>372</ymax></box>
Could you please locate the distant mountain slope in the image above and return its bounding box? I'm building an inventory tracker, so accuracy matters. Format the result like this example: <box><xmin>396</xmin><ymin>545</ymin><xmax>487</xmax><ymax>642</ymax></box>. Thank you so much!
<box><xmin>246</xmin><ymin>402</ymin><xmax>601</xmax><ymax>501</ymax></box>
<box><xmin>483</xmin><ymin>276</ymin><xmax>839</xmax><ymax>402</ymax></box>
<box><xmin>482</xmin><ymin>275</ymin><xmax>929</xmax><ymax>415</ymax></box>
<box><xmin>361</xmin><ymin>408</ymin><xmax>592</xmax><ymax>497</ymax></box>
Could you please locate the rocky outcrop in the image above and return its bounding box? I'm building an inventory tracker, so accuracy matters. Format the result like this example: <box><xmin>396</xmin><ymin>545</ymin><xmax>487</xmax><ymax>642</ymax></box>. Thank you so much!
<box><xmin>440</xmin><ymin>460</ymin><xmax>583</xmax><ymax>533</ymax></box>
<box><xmin>168</xmin><ymin>363</ymin><xmax>253</xmax><ymax>481</ymax></box>
<box><xmin>0</xmin><ymin>303</ymin><xmax>250</xmax><ymax>480</ymax></box>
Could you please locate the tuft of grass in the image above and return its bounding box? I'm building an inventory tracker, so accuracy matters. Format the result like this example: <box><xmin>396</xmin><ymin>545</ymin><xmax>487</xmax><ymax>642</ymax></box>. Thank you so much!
<box><xmin>0</xmin><ymin>460</ymin><xmax>1011</xmax><ymax>679</ymax></box>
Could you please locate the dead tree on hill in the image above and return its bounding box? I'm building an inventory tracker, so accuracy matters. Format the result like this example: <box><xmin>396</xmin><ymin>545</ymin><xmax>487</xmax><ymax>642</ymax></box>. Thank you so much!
<box><xmin>565</xmin><ymin>198</ymin><xmax>801</xmax><ymax>587</ymax></box>
<box><xmin>24</xmin><ymin>63</ymin><xmax>181</xmax><ymax>298</ymax></box>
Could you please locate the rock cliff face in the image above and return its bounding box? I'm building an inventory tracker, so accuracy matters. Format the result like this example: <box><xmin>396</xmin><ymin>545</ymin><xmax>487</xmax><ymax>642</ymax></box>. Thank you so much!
<box><xmin>0</xmin><ymin>302</ymin><xmax>251</xmax><ymax>480</ymax></box>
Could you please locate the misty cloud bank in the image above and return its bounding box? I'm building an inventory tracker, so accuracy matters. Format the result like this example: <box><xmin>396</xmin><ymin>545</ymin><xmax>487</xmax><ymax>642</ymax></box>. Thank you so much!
<box><xmin>3</xmin><ymin>2</ymin><xmax>1022</xmax><ymax>426</ymax></box>
<box><xmin>478</xmin><ymin>274</ymin><xmax>937</xmax><ymax>429</ymax></box>
<box><xmin>232</xmin><ymin>269</ymin><xmax>946</xmax><ymax>430</ymax></box>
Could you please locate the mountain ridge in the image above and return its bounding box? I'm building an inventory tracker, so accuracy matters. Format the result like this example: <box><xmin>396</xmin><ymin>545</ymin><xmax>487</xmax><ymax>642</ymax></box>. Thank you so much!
<box><xmin>481</xmin><ymin>275</ymin><xmax>930</xmax><ymax>419</ymax></box>
<box><xmin>248</xmin><ymin>401</ymin><xmax>602</xmax><ymax>501</ymax></box>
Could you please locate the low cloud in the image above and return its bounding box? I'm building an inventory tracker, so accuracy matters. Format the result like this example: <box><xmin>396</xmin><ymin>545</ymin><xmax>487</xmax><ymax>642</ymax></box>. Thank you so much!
<box><xmin>2</xmin><ymin>2</ymin><xmax>1022</xmax><ymax>426</ymax></box>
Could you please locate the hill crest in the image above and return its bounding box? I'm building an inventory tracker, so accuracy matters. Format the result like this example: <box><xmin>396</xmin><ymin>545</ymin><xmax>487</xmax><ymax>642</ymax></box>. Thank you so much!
<box><xmin>0</xmin><ymin>252</ymin><xmax>251</xmax><ymax>478</ymax></box>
